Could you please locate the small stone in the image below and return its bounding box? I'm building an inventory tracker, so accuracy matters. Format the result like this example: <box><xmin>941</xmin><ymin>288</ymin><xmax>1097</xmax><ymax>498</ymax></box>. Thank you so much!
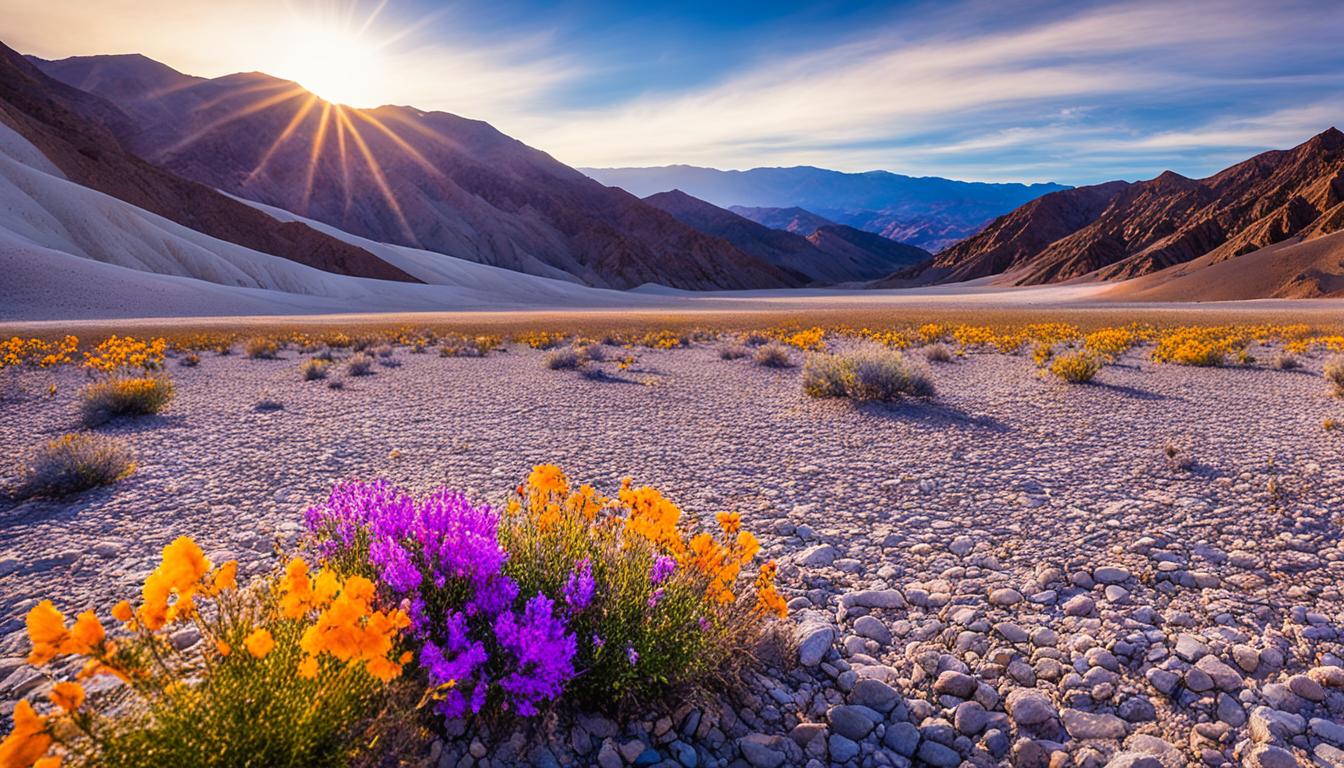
<box><xmin>995</xmin><ymin>622</ymin><xmax>1029</xmax><ymax>644</ymax></box>
<box><xmin>1245</xmin><ymin>744</ymin><xmax>1300</xmax><ymax>768</ymax></box>
<box><xmin>1061</xmin><ymin>709</ymin><xmax>1128</xmax><ymax>740</ymax></box>
<box><xmin>883</xmin><ymin>721</ymin><xmax>920</xmax><ymax>756</ymax></box>
<box><xmin>916</xmin><ymin>739</ymin><xmax>962</xmax><ymax>767</ymax></box>
<box><xmin>990</xmin><ymin>588</ymin><xmax>1023</xmax><ymax>606</ymax></box>
<box><xmin>849</xmin><ymin>678</ymin><xmax>901</xmax><ymax>713</ymax></box>
<box><xmin>954</xmin><ymin>701</ymin><xmax>989</xmax><ymax>735</ymax></box>
<box><xmin>797</xmin><ymin>544</ymin><xmax>839</xmax><ymax>567</ymax></box>
<box><xmin>827</xmin><ymin>704</ymin><xmax>877</xmax><ymax>740</ymax></box>
<box><xmin>852</xmin><ymin>615</ymin><xmax>891</xmax><ymax>646</ymax></box>
<box><xmin>1094</xmin><ymin>566</ymin><xmax>1130</xmax><ymax>584</ymax></box>
<box><xmin>1063</xmin><ymin>595</ymin><xmax>1095</xmax><ymax>616</ymax></box>
<box><xmin>844</xmin><ymin>589</ymin><xmax>906</xmax><ymax>609</ymax></box>
<box><xmin>1287</xmin><ymin>674</ymin><xmax>1325</xmax><ymax>702</ymax></box>
<box><xmin>1174</xmin><ymin>634</ymin><xmax>1209</xmax><ymax>662</ymax></box>
<box><xmin>933</xmin><ymin>670</ymin><xmax>977</xmax><ymax>699</ymax></box>
<box><xmin>1248</xmin><ymin>706</ymin><xmax>1306</xmax><ymax>743</ymax></box>
<box><xmin>795</xmin><ymin>624</ymin><xmax>833</xmax><ymax>667</ymax></box>
<box><xmin>737</xmin><ymin>734</ymin><xmax>786</xmax><ymax>768</ymax></box>
<box><xmin>1006</xmin><ymin>689</ymin><xmax>1058</xmax><ymax>726</ymax></box>
<box><xmin>827</xmin><ymin>734</ymin><xmax>860</xmax><ymax>763</ymax></box>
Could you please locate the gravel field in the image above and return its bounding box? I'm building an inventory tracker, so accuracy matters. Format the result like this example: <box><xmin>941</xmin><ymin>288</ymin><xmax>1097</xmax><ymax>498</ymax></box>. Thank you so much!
<box><xmin>2</xmin><ymin>341</ymin><xmax>1343</xmax><ymax>767</ymax></box>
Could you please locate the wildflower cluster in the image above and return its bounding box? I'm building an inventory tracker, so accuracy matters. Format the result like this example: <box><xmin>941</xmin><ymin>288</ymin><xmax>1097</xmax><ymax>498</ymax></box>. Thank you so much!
<box><xmin>81</xmin><ymin>336</ymin><xmax>166</xmax><ymax>374</ymax></box>
<box><xmin>306</xmin><ymin>466</ymin><xmax>784</xmax><ymax>719</ymax></box>
<box><xmin>0</xmin><ymin>336</ymin><xmax>78</xmax><ymax>369</ymax></box>
<box><xmin>2</xmin><ymin>537</ymin><xmax>409</xmax><ymax>768</ymax></box>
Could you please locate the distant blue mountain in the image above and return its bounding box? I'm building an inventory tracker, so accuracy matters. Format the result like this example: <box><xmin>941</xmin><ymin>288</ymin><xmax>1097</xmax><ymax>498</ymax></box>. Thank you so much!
<box><xmin>581</xmin><ymin>165</ymin><xmax>1069</xmax><ymax>252</ymax></box>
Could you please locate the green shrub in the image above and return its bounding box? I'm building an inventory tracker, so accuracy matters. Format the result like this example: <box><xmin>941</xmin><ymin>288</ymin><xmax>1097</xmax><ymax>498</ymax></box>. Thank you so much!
<box><xmin>802</xmin><ymin>347</ymin><xmax>934</xmax><ymax>401</ymax></box>
<box><xmin>17</xmin><ymin>432</ymin><xmax>136</xmax><ymax>497</ymax></box>
<box><xmin>753</xmin><ymin>343</ymin><xmax>793</xmax><ymax>368</ymax></box>
<box><xmin>1049</xmin><ymin>351</ymin><xmax>1102</xmax><ymax>383</ymax></box>
<box><xmin>80</xmin><ymin>376</ymin><xmax>175</xmax><ymax>426</ymax></box>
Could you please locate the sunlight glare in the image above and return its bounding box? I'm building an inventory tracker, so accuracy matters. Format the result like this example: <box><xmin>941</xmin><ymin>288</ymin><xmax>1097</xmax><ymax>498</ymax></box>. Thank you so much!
<box><xmin>275</xmin><ymin>16</ymin><xmax>384</xmax><ymax>107</ymax></box>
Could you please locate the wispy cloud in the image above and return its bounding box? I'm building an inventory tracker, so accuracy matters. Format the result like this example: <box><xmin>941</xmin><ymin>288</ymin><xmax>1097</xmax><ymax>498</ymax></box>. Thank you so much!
<box><xmin>6</xmin><ymin>0</ymin><xmax>1343</xmax><ymax>183</ymax></box>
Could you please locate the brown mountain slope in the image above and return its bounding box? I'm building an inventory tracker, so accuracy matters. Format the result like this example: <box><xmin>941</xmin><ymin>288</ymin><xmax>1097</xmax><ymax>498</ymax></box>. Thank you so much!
<box><xmin>0</xmin><ymin>42</ymin><xmax>418</xmax><ymax>283</ymax></box>
<box><xmin>728</xmin><ymin>206</ymin><xmax>836</xmax><ymax>235</ymax></box>
<box><xmin>928</xmin><ymin>181</ymin><xmax>1131</xmax><ymax>282</ymax></box>
<box><xmin>644</xmin><ymin>190</ymin><xmax>927</xmax><ymax>284</ymax></box>
<box><xmin>35</xmin><ymin>54</ymin><xmax>793</xmax><ymax>291</ymax></box>
<box><xmin>930</xmin><ymin>129</ymin><xmax>1344</xmax><ymax>292</ymax></box>
<box><xmin>1102</xmin><ymin>229</ymin><xmax>1344</xmax><ymax>301</ymax></box>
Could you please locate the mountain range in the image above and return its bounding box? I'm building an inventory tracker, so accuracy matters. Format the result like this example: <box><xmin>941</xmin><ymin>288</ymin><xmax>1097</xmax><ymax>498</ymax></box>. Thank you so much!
<box><xmin>30</xmin><ymin>52</ymin><xmax>796</xmax><ymax>291</ymax></box>
<box><xmin>921</xmin><ymin>128</ymin><xmax>1344</xmax><ymax>298</ymax></box>
<box><xmin>581</xmin><ymin>165</ymin><xmax>1069</xmax><ymax>252</ymax></box>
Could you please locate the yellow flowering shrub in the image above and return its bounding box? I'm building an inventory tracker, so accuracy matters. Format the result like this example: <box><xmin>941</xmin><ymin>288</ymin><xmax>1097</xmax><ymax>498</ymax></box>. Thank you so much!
<box><xmin>783</xmin><ymin>327</ymin><xmax>826</xmax><ymax>351</ymax></box>
<box><xmin>951</xmin><ymin>324</ymin><xmax>995</xmax><ymax>349</ymax></box>
<box><xmin>2</xmin><ymin>537</ymin><xmax>410</xmax><ymax>768</ymax></box>
<box><xmin>499</xmin><ymin>465</ymin><xmax>785</xmax><ymax>707</ymax></box>
<box><xmin>515</xmin><ymin>331</ymin><xmax>568</xmax><ymax>350</ymax></box>
<box><xmin>79</xmin><ymin>377</ymin><xmax>174</xmax><ymax>427</ymax></box>
<box><xmin>0</xmin><ymin>336</ymin><xmax>78</xmax><ymax>369</ymax></box>
<box><xmin>1049</xmin><ymin>351</ymin><xmax>1102</xmax><ymax>383</ymax></box>
<box><xmin>81</xmin><ymin>336</ymin><xmax>166</xmax><ymax>374</ymax></box>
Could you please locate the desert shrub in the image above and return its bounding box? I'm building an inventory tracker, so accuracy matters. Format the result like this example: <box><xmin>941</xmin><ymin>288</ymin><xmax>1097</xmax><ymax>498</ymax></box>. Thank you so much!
<box><xmin>300</xmin><ymin>358</ymin><xmax>330</xmax><ymax>380</ymax></box>
<box><xmin>576</xmin><ymin>341</ymin><xmax>608</xmax><ymax>362</ymax></box>
<box><xmin>347</xmin><ymin>353</ymin><xmax>374</xmax><ymax>376</ymax></box>
<box><xmin>254</xmin><ymin>395</ymin><xmax>284</xmax><ymax>412</ymax></box>
<box><xmin>17</xmin><ymin>432</ymin><xmax>136</xmax><ymax>498</ymax></box>
<box><xmin>1031</xmin><ymin>343</ymin><xmax>1054</xmax><ymax>367</ymax></box>
<box><xmin>1271</xmin><ymin>351</ymin><xmax>1299</xmax><ymax>370</ymax></box>
<box><xmin>372</xmin><ymin>344</ymin><xmax>394</xmax><ymax>359</ymax></box>
<box><xmin>313</xmin><ymin>347</ymin><xmax>336</xmax><ymax>362</ymax></box>
<box><xmin>1049</xmin><ymin>351</ymin><xmax>1101</xmax><ymax>383</ymax></box>
<box><xmin>1083</xmin><ymin>328</ymin><xmax>1141</xmax><ymax>360</ymax></box>
<box><xmin>244</xmin><ymin>337</ymin><xmax>281</xmax><ymax>360</ymax></box>
<box><xmin>1325</xmin><ymin>417</ymin><xmax>1338</xmax><ymax>432</ymax></box>
<box><xmin>1325</xmin><ymin>356</ymin><xmax>1344</xmax><ymax>397</ymax></box>
<box><xmin>922</xmin><ymin>343</ymin><xmax>952</xmax><ymax>363</ymax></box>
<box><xmin>440</xmin><ymin>335</ymin><xmax>500</xmax><ymax>358</ymax></box>
<box><xmin>4</xmin><ymin>538</ymin><xmax>410</xmax><ymax>767</ymax></box>
<box><xmin>803</xmin><ymin>347</ymin><xmax>934</xmax><ymax>401</ymax></box>
<box><xmin>327</xmin><ymin>378</ymin><xmax>345</xmax><ymax>390</ymax></box>
<box><xmin>378</xmin><ymin>356</ymin><xmax>402</xmax><ymax>369</ymax></box>
<box><xmin>740</xmin><ymin>331</ymin><xmax>769</xmax><ymax>347</ymax></box>
<box><xmin>80</xmin><ymin>376</ymin><xmax>174</xmax><ymax>427</ymax></box>
<box><xmin>1164</xmin><ymin>441</ymin><xmax>1193</xmax><ymax>470</ymax></box>
<box><xmin>753</xmin><ymin>343</ymin><xmax>793</xmax><ymax>368</ymax></box>
<box><xmin>545</xmin><ymin>347</ymin><xmax>582</xmax><ymax>370</ymax></box>
<box><xmin>1</xmin><ymin>335</ymin><xmax>79</xmax><ymax>369</ymax></box>
<box><xmin>783</xmin><ymin>327</ymin><xmax>825</xmax><ymax>351</ymax></box>
<box><xmin>306</xmin><ymin>466</ymin><xmax>783</xmax><ymax>718</ymax></box>
<box><xmin>178</xmin><ymin>352</ymin><xmax>200</xmax><ymax>368</ymax></box>
<box><xmin>719</xmin><ymin>344</ymin><xmax>750</xmax><ymax>360</ymax></box>
<box><xmin>517</xmin><ymin>331</ymin><xmax>568</xmax><ymax>350</ymax></box>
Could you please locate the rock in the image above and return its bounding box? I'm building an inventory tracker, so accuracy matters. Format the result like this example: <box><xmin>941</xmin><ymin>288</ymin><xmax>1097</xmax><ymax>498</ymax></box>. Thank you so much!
<box><xmin>828</xmin><ymin>734</ymin><xmax>859</xmax><ymax>763</ymax></box>
<box><xmin>916</xmin><ymin>739</ymin><xmax>962</xmax><ymax>767</ymax></box>
<box><xmin>1145</xmin><ymin>668</ymin><xmax>1180</xmax><ymax>696</ymax></box>
<box><xmin>796</xmin><ymin>623</ymin><xmax>834</xmax><ymax>667</ymax></box>
<box><xmin>1061</xmin><ymin>709</ymin><xmax>1128</xmax><ymax>740</ymax></box>
<box><xmin>1122</xmin><ymin>734</ymin><xmax>1184</xmax><ymax>768</ymax></box>
<box><xmin>954</xmin><ymin>700</ymin><xmax>989</xmax><ymax>735</ymax></box>
<box><xmin>995</xmin><ymin>622</ymin><xmax>1029</xmax><ymax>644</ymax></box>
<box><xmin>1311</xmin><ymin>718</ymin><xmax>1344</xmax><ymax>748</ymax></box>
<box><xmin>618</xmin><ymin>739</ymin><xmax>646</xmax><ymax>763</ymax></box>
<box><xmin>1194</xmin><ymin>655</ymin><xmax>1243</xmax><ymax>691</ymax></box>
<box><xmin>1216</xmin><ymin>692</ymin><xmax>1245</xmax><ymax>727</ymax></box>
<box><xmin>848</xmin><ymin>678</ymin><xmax>901</xmax><ymax>713</ymax></box>
<box><xmin>843</xmin><ymin>589</ymin><xmax>906</xmax><ymax>609</ymax></box>
<box><xmin>883</xmin><ymin>721</ymin><xmax>920</xmax><ymax>756</ymax></box>
<box><xmin>1232</xmin><ymin>644</ymin><xmax>1260</xmax><ymax>673</ymax></box>
<box><xmin>738</xmin><ymin>734</ymin><xmax>787</xmax><ymax>768</ymax></box>
<box><xmin>1316</xmin><ymin>743</ymin><xmax>1344</xmax><ymax>768</ymax></box>
<box><xmin>1006</xmin><ymin>689</ymin><xmax>1058</xmax><ymax>727</ymax></box>
<box><xmin>1117</xmin><ymin>697</ymin><xmax>1156</xmax><ymax>723</ymax></box>
<box><xmin>933</xmin><ymin>670</ymin><xmax>977</xmax><ymax>699</ymax></box>
<box><xmin>597</xmin><ymin>740</ymin><xmax>622</xmax><ymax>768</ymax></box>
<box><xmin>989</xmin><ymin>588</ymin><xmax>1023</xmax><ymax>606</ymax></box>
<box><xmin>1012</xmin><ymin>737</ymin><xmax>1052</xmax><ymax>768</ymax></box>
<box><xmin>788</xmin><ymin>723</ymin><xmax>826</xmax><ymax>749</ymax></box>
<box><xmin>1308</xmin><ymin>665</ymin><xmax>1344</xmax><ymax>688</ymax></box>
<box><xmin>1248</xmin><ymin>706</ymin><xmax>1305</xmax><ymax>743</ymax></box>
<box><xmin>827</xmin><ymin>704</ymin><xmax>877</xmax><ymax>740</ymax></box>
<box><xmin>1063</xmin><ymin>595</ymin><xmax>1095</xmax><ymax>616</ymax></box>
<box><xmin>1094</xmin><ymin>566</ymin><xmax>1131</xmax><ymax>584</ymax></box>
<box><xmin>1174</xmin><ymin>634</ymin><xmax>1209</xmax><ymax>662</ymax></box>
<box><xmin>1104</xmin><ymin>756</ymin><xmax>1162</xmax><ymax>768</ymax></box>
<box><xmin>852</xmin><ymin>615</ymin><xmax>891</xmax><ymax>646</ymax></box>
<box><xmin>796</xmin><ymin>544</ymin><xmax>838</xmax><ymax>568</ymax></box>
<box><xmin>1245</xmin><ymin>744</ymin><xmax>1300</xmax><ymax>768</ymax></box>
<box><xmin>1287</xmin><ymin>674</ymin><xmax>1326</xmax><ymax>702</ymax></box>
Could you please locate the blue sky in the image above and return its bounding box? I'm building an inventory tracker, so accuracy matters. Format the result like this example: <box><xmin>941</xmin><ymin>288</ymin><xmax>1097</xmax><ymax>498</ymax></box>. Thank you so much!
<box><xmin>9</xmin><ymin>0</ymin><xmax>1344</xmax><ymax>184</ymax></box>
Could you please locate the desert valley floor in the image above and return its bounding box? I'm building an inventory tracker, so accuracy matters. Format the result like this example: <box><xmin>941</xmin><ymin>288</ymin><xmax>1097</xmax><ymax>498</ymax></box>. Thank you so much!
<box><xmin>2</xmin><ymin>325</ymin><xmax>1342</xmax><ymax>768</ymax></box>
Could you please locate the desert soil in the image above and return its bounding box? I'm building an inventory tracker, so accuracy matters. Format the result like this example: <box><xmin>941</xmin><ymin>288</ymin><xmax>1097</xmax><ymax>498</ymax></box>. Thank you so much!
<box><xmin>1</xmin><ymin>341</ymin><xmax>1342</xmax><ymax>768</ymax></box>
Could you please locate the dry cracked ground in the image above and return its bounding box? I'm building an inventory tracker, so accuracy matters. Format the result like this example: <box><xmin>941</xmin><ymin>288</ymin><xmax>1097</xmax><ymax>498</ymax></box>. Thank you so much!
<box><xmin>1</xmin><ymin>340</ymin><xmax>1343</xmax><ymax>768</ymax></box>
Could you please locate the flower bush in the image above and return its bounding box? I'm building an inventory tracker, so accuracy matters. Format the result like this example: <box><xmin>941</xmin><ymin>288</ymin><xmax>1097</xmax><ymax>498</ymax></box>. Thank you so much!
<box><xmin>304</xmin><ymin>466</ymin><xmax>784</xmax><ymax>721</ymax></box>
<box><xmin>802</xmin><ymin>346</ymin><xmax>935</xmax><ymax>401</ymax></box>
<box><xmin>1325</xmin><ymin>356</ymin><xmax>1344</xmax><ymax>398</ymax></box>
<box><xmin>2</xmin><ymin>537</ymin><xmax>411</xmax><ymax>768</ymax></box>
<box><xmin>82</xmin><ymin>336</ymin><xmax>166</xmax><ymax>374</ymax></box>
<box><xmin>0</xmin><ymin>336</ymin><xmax>78</xmax><ymax>369</ymax></box>
<box><xmin>1049</xmin><ymin>351</ymin><xmax>1102</xmax><ymax>383</ymax></box>
<box><xmin>79</xmin><ymin>377</ymin><xmax>175</xmax><ymax>427</ymax></box>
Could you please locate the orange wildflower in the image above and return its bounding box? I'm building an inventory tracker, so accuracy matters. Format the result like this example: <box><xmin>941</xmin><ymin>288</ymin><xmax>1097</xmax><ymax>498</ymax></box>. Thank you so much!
<box><xmin>244</xmin><ymin>628</ymin><xmax>274</xmax><ymax>659</ymax></box>
<box><xmin>49</xmin><ymin>682</ymin><xmax>85</xmax><ymax>713</ymax></box>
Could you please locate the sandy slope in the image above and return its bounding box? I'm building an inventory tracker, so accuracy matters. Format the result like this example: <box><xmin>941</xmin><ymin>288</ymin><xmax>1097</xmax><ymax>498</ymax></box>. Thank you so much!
<box><xmin>0</xmin><ymin>121</ymin><xmax>662</xmax><ymax>319</ymax></box>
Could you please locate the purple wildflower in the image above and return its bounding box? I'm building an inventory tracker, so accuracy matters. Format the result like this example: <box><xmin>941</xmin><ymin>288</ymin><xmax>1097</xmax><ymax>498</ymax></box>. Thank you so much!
<box><xmin>563</xmin><ymin>558</ymin><xmax>595</xmax><ymax>611</ymax></box>
<box><xmin>369</xmin><ymin>538</ymin><xmax>421</xmax><ymax>593</ymax></box>
<box><xmin>626</xmin><ymin>644</ymin><xmax>639</xmax><ymax>666</ymax></box>
<box><xmin>649</xmin><ymin>555</ymin><xmax>676</xmax><ymax>585</ymax></box>
<box><xmin>646</xmin><ymin>587</ymin><xmax>665</xmax><ymax>608</ymax></box>
<box><xmin>494</xmin><ymin>593</ymin><xmax>577</xmax><ymax>716</ymax></box>
<box><xmin>592</xmin><ymin>633</ymin><xmax>605</xmax><ymax>649</ymax></box>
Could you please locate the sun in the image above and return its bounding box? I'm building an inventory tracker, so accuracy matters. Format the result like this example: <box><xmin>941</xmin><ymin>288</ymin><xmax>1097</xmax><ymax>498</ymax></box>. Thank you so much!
<box><xmin>274</xmin><ymin>17</ymin><xmax>385</xmax><ymax>107</ymax></box>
